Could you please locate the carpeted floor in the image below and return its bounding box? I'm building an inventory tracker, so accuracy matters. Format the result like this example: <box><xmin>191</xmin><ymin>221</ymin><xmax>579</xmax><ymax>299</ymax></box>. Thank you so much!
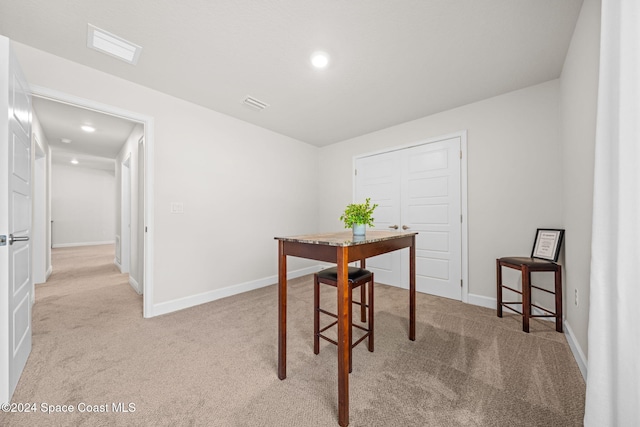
<box><xmin>1</xmin><ymin>244</ymin><xmax>585</xmax><ymax>426</ymax></box>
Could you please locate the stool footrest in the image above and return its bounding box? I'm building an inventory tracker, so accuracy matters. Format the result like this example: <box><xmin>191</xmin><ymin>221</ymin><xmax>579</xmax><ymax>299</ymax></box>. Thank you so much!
<box><xmin>319</xmin><ymin>320</ymin><xmax>338</xmax><ymax>334</ymax></box>
<box><xmin>500</xmin><ymin>284</ymin><xmax>522</xmax><ymax>295</ymax></box>
<box><xmin>501</xmin><ymin>303</ymin><xmax>523</xmax><ymax>316</ymax></box>
<box><xmin>530</xmin><ymin>284</ymin><xmax>555</xmax><ymax>295</ymax></box>
<box><xmin>352</xmin><ymin>332</ymin><xmax>370</xmax><ymax>348</ymax></box>
<box><xmin>317</xmin><ymin>331</ymin><xmax>371</xmax><ymax>349</ymax></box>
<box><xmin>318</xmin><ymin>308</ymin><xmax>338</xmax><ymax>319</ymax></box>
<box><xmin>318</xmin><ymin>334</ymin><xmax>338</xmax><ymax>346</ymax></box>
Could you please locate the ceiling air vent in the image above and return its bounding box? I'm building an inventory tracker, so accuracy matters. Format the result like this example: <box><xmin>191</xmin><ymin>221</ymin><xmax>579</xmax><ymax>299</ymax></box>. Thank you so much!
<box><xmin>243</xmin><ymin>96</ymin><xmax>270</xmax><ymax>111</ymax></box>
<box><xmin>87</xmin><ymin>24</ymin><xmax>142</xmax><ymax>65</ymax></box>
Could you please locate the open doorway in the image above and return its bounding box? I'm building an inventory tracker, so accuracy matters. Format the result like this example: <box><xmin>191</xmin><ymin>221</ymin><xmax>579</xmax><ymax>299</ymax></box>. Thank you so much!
<box><xmin>30</xmin><ymin>87</ymin><xmax>154</xmax><ymax>317</ymax></box>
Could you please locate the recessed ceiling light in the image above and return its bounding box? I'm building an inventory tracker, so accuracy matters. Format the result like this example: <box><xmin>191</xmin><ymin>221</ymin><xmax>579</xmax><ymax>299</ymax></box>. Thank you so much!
<box><xmin>61</xmin><ymin>138</ymin><xmax>72</xmax><ymax>143</ymax></box>
<box><xmin>81</xmin><ymin>125</ymin><xmax>95</xmax><ymax>133</ymax></box>
<box><xmin>71</xmin><ymin>159</ymin><xmax>79</xmax><ymax>165</ymax></box>
<box><xmin>87</xmin><ymin>24</ymin><xmax>142</xmax><ymax>65</ymax></box>
<box><xmin>311</xmin><ymin>51</ymin><xmax>330</xmax><ymax>69</ymax></box>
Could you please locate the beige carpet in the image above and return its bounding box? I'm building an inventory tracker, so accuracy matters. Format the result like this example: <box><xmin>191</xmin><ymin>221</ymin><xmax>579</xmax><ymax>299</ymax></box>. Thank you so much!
<box><xmin>1</xmin><ymin>244</ymin><xmax>585</xmax><ymax>426</ymax></box>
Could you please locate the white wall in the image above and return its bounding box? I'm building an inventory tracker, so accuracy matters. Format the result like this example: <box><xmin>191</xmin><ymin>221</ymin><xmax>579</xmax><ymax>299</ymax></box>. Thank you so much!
<box><xmin>12</xmin><ymin>42</ymin><xmax>319</xmax><ymax>313</ymax></box>
<box><xmin>559</xmin><ymin>0</ymin><xmax>601</xmax><ymax>369</ymax></box>
<box><xmin>115</xmin><ymin>124</ymin><xmax>144</xmax><ymax>288</ymax></box>
<box><xmin>51</xmin><ymin>164</ymin><xmax>116</xmax><ymax>247</ymax></box>
<box><xmin>318</xmin><ymin>80</ymin><xmax>563</xmax><ymax>303</ymax></box>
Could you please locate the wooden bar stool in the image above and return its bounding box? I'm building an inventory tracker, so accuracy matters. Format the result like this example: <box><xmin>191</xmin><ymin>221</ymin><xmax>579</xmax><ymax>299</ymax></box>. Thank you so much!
<box><xmin>496</xmin><ymin>228</ymin><xmax>565</xmax><ymax>333</ymax></box>
<box><xmin>496</xmin><ymin>257</ymin><xmax>562</xmax><ymax>332</ymax></box>
<box><xmin>314</xmin><ymin>266</ymin><xmax>374</xmax><ymax>373</ymax></box>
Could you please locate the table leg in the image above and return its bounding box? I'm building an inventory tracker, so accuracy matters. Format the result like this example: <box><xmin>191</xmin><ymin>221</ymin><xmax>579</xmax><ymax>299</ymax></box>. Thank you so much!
<box><xmin>278</xmin><ymin>241</ymin><xmax>287</xmax><ymax>380</ymax></box>
<box><xmin>360</xmin><ymin>258</ymin><xmax>366</xmax><ymax>322</ymax></box>
<box><xmin>409</xmin><ymin>236</ymin><xmax>416</xmax><ymax>341</ymax></box>
<box><xmin>337</xmin><ymin>246</ymin><xmax>350</xmax><ymax>426</ymax></box>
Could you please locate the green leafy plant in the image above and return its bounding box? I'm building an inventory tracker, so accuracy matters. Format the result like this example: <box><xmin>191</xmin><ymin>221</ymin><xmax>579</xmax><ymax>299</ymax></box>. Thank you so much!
<box><xmin>339</xmin><ymin>198</ymin><xmax>379</xmax><ymax>228</ymax></box>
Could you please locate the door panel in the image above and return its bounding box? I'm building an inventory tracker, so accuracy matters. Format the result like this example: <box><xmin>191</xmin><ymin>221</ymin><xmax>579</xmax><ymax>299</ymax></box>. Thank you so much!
<box><xmin>403</xmin><ymin>138</ymin><xmax>461</xmax><ymax>300</ymax></box>
<box><xmin>355</xmin><ymin>152</ymin><xmax>402</xmax><ymax>285</ymax></box>
<box><xmin>355</xmin><ymin>136</ymin><xmax>462</xmax><ymax>300</ymax></box>
<box><xmin>13</xmin><ymin>293</ymin><xmax>30</xmax><ymax>356</ymax></box>
<box><xmin>12</xmin><ymin>245</ymin><xmax>30</xmax><ymax>294</ymax></box>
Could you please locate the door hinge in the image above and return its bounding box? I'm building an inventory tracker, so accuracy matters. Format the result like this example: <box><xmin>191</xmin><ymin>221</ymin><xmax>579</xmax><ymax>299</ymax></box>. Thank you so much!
<box><xmin>355</xmin><ymin>169</ymin><xmax>357</xmax><ymax>176</ymax></box>
<box><xmin>0</xmin><ymin>235</ymin><xmax>6</xmax><ymax>246</ymax></box>
<box><xmin>460</xmin><ymin>279</ymin><xmax>463</xmax><ymax>287</ymax></box>
<box><xmin>460</xmin><ymin>214</ymin><xmax>463</xmax><ymax>223</ymax></box>
<box><xmin>460</xmin><ymin>150</ymin><xmax>462</xmax><ymax>159</ymax></box>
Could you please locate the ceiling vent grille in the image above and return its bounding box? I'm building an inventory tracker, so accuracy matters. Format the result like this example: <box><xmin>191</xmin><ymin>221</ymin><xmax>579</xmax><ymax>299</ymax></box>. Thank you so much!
<box><xmin>243</xmin><ymin>96</ymin><xmax>270</xmax><ymax>111</ymax></box>
<box><xmin>87</xmin><ymin>24</ymin><xmax>142</xmax><ymax>65</ymax></box>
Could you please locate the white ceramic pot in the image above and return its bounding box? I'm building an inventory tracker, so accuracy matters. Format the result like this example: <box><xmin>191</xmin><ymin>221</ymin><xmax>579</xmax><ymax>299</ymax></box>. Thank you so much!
<box><xmin>352</xmin><ymin>223</ymin><xmax>366</xmax><ymax>236</ymax></box>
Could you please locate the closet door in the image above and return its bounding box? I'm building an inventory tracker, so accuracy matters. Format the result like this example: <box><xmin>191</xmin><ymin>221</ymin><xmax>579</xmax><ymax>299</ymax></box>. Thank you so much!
<box><xmin>355</xmin><ymin>136</ymin><xmax>463</xmax><ymax>301</ymax></box>
<box><xmin>402</xmin><ymin>138</ymin><xmax>461</xmax><ymax>300</ymax></box>
<box><xmin>355</xmin><ymin>151</ymin><xmax>402</xmax><ymax>286</ymax></box>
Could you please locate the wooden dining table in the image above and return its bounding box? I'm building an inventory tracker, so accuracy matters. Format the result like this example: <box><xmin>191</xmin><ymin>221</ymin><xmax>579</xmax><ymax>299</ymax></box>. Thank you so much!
<box><xmin>274</xmin><ymin>230</ymin><xmax>418</xmax><ymax>426</ymax></box>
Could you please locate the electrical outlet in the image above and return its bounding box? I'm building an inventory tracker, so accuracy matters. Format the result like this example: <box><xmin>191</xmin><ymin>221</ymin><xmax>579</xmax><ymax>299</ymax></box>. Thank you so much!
<box><xmin>574</xmin><ymin>289</ymin><xmax>579</xmax><ymax>307</ymax></box>
<box><xmin>170</xmin><ymin>202</ymin><xmax>184</xmax><ymax>214</ymax></box>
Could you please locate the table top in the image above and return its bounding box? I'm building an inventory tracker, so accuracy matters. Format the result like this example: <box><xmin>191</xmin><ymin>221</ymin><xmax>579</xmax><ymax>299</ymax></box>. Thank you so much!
<box><xmin>274</xmin><ymin>230</ymin><xmax>417</xmax><ymax>247</ymax></box>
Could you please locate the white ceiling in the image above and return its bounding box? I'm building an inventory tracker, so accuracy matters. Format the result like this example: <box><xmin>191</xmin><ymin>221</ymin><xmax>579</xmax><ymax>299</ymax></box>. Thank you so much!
<box><xmin>0</xmin><ymin>0</ymin><xmax>583</xmax><ymax>147</ymax></box>
<box><xmin>32</xmin><ymin>97</ymin><xmax>136</xmax><ymax>171</ymax></box>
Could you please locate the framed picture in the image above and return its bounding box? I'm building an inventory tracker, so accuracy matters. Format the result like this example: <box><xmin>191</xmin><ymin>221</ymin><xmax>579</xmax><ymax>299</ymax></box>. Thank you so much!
<box><xmin>531</xmin><ymin>228</ymin><xmax>565</xmax><ymax>262</ymax></box>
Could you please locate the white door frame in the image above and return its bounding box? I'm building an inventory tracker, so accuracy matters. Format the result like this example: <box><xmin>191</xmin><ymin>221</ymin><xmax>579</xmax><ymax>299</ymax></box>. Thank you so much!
<box><xmin>32</xmin><ymin>139</ymin><xmax>47</xmax><ymax>289</ymax></box>
<box><xmin>352</xmin><ymin>130</ymin><xmax>469</xmax><ymax>302</ymax></box>
<box><xmin>29</xmin><ymin>85</ymin><xmax>156</xmax><ymax>318</ymax></box>
<box><xmin>120</xmin><ymin>155</ymin><xmax>131</xmax><ymax>274</ymax></box>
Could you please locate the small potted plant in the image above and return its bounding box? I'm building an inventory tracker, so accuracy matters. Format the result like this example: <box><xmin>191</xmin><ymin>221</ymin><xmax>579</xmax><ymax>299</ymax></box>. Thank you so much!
<box><xmin>340</xmin><ymin>198</ymin><xmax>378</xmax><ymax>236</ymax></box>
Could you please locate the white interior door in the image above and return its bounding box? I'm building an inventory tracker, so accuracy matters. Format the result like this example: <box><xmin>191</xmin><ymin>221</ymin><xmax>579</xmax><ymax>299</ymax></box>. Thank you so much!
<box><xmin>402</xmin><ymin>138</ymin><xmax>461</xmax><ymax>300</ymax></box>
<box><xmin>355</xmin><ymin>136</ymin><xmax>463</xmax><ymax>300</ymax></box>
<box><xmin>1</xmin><ymin>37</ymin><xmax>33</xmax><ymax>403</ymax></box>
<box><xmin>355</xmin><ymin>151</ymin><xmax>402</xmax><ymax>285</ymax></box>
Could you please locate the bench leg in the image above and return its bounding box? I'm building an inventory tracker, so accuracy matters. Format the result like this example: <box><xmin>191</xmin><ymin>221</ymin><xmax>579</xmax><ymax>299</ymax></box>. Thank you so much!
<box><xmin>522</xmin><ymin>265</ymin><xmax>531</xmax><ymax>333</ymax></box>
<box><xmin>368</xmin><ymin>276</ymin><xmax>374</xmax><ymax>352</ymax></box>
<box><xmin>496</xmin><ymin>259</ymin><xmax>503</xmax><ymax>317</ymax></box>
<box><xmin>349</xmin><ymin>288</ymin><xmax>353</xmax><ymax>373</ymax></box>
<box><xmin>555</xmin><ymin>265</ymin><xmax>563</xmax><ymax>333</ymax></box>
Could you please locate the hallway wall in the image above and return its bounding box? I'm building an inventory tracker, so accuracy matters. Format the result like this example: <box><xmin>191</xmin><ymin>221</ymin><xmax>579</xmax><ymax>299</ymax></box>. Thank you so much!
<box><xmin>51</xmin><ymin>164</ymin><xmax>116</xmax><ymax>247</ymax></box>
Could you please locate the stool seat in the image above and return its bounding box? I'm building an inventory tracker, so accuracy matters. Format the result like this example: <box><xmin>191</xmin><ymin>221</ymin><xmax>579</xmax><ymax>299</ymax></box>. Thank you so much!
<box><xmin>317</xmin><ymin>266</ymin><xmax>372</xmax><ymax>282</ymax></box>
<box><xmin>499</xmin><ymin>257</ymin><xmax>558</xmax><ymax>270</ymax></box>
<box><xmin>314</xmin><ymin>266</ymin><xmax>374</xmax><ymax>373</ymax></box>
<box><xmin>497</xmin><ymin>257</ymin><xmax>562</xmax><ymax>333</ymax></box>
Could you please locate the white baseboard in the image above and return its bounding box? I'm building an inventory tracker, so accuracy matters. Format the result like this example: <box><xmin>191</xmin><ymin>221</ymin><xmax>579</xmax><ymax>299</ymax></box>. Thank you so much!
<box><xmin>114</xmin><ymin>258</ymin><xmax>122</xmax><ymax>270</ymax></box>
<box><xmin>467</xmin><ymin>293</ymin><xmax>496</xmax><ymax>310</ymax></box>
<box><xmin>45</xmin><ymin>265</ymin><xmax>53</xmax><ymax>280</ymax></box>
<box><xmin>129</xmin><ymin>276</ymin><xmax>142</xmax><ymax>295</ymax></box>
<box><xmin>150</xmin><ymin>265</ymin><xmax>322</xmax><ymax>317</ymax></box>
<box><xmin>53</xmin><ymin>240</ymin><xmax>115</xmax><ymax>248</ymax></box>
<box><xmin>563</xmin><ymin>321</ymin><xmax>588</xmax><ymax>380</ymax></box>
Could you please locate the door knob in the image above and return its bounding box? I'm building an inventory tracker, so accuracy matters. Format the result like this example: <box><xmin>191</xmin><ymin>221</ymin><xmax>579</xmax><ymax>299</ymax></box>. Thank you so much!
<box><xmin>388</xmin><ymin>225</ymin><xmax>399</xmax><ymax>230</ymax></box>
<box><xmin>402</xmin><ymin>225</ymin><xmax>410</xmax><ymax>230</ymax></box>
<box><xmin>9</xmin><ymin>234</ymin><xmax>29</xmax><ymax>245</ymax></box>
